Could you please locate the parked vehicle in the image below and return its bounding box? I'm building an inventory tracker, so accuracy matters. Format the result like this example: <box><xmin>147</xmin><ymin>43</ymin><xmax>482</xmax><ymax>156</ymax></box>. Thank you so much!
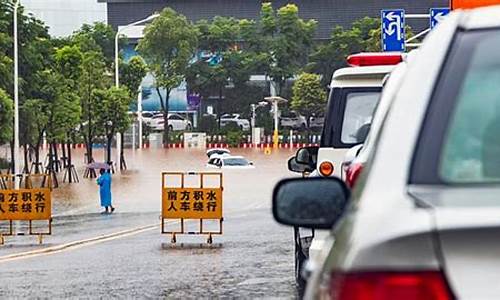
<box><xmin>141</xmin><ymin>112</ymin><xmax>156</xmax><ymax>126</ymax></box>
<box><xmin>150</xmin><ymin>114</ymin><xmax>192</xmax><ymax>131</ymax></box>
<box><xmin>276</xmin><ymin>6</ymin><xmax>500</xmax><ymax>299</ymax></box>
<box><xmin>219</xmin><ymin>114</ymin><xmax>250</xmax><ymax>131</ymax></box>
<box><xmin>280</xmin><ymin>111</ymin><xmax>308</xmax><ymax>130</ymax></box>
<box><xmin>285</xmin><ymin>52</ymin><xmax>403</xmax><ymax>292</ymax></box>
<box><xmin>308</xmin><ymin>115</ymin><xmax>324</xmax><ymax>129</ymax></box>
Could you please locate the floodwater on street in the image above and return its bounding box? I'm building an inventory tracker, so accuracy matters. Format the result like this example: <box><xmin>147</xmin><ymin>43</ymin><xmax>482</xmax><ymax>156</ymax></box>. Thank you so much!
<box><xmin>0</xmin><ymin>147</ymin><xmax>300</xmax><ymax>298</ymax></box>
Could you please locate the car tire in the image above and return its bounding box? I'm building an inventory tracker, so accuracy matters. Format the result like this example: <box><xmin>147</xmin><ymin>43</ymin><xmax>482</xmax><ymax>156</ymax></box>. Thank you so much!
<box><xmin>186</xmin><ymin>124</ymin><xmax>192</xmax><ymax>131</ymax></box>
<box><xmin>239</xmin><ymin>125</ymin><xmax>244</xmax><ymax>130</ymax></box>
<box><xmin>168</xmin><ymin>125</ymin><xmax>173</xmax><ymax>131</ymax></box>
<box><xmin>294</xmin><ymin>228</ymin><xmax>307</xmax><ymax>298</ymax></box>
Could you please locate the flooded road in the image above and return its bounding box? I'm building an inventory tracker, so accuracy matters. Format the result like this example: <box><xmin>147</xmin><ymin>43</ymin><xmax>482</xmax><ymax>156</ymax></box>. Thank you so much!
<box><xmin>0</xmin><ymin>148</ymin><xmax>299</xmax><ymax>298</ymax></box>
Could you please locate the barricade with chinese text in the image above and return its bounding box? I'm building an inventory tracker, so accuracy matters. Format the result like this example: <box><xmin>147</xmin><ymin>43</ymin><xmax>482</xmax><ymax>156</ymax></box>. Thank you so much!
<box><xmin>161</xmin><ymin>172</ymin><xmax>223</xmax><ymax>244</ymax></box>
<box><xmin>0</xmin><ymin>174</ymin><xmax>52</xmax><ymax>245</ymax></box>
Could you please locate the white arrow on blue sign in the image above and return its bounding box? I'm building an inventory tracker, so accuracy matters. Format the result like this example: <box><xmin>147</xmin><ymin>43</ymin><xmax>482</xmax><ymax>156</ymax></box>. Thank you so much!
<box><xmin>430</xmin><ymin>7</ymin><xmax>450</xmax><ymax>29</ymax></box>
<box><xmin>381</xmin><ymin>9</ymin><xmax>405</xmax><ymax>52</ymax></box>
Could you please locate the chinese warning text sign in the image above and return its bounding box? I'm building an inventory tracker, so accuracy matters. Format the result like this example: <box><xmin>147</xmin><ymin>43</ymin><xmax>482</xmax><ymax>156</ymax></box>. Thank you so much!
<box><xmin>162</xmin><ymin>188</ymin><xmax>222</xmax><ymax>219</ymax></box>
<box><xmin>0</xmin><ymin>189</ymin><xmax>51</xmax><ymax>220</ymax></box>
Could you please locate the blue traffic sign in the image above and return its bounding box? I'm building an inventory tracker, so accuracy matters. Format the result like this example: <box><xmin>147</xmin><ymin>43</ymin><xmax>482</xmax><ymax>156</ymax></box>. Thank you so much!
<box><xmin>430</xmin><ymin>8</ymin><xmax>450</xmax><ymax>29</ymax></box>
<box><xmin>381</xmin><ymin>9</ymin><xmax>405</xmax><ymax>52</ymax></box>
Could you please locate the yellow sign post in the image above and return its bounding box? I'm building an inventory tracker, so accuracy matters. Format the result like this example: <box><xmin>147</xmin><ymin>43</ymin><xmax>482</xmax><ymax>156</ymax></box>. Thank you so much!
<box><xmin>161</xmin><ymin>172</ymin><xmax>223</xmax><ymax>244</ymax></box>
<box><xmin>0</xmin><ymin>174</ymin><xmax>52</xmax><ymax>245</ymax></box>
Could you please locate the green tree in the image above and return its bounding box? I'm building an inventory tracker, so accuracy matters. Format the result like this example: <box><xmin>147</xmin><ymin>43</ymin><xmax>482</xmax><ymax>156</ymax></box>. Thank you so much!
<box><xmin>0</xmin><ymin>1</ymin><xmax>53</xmax><ymax>172</ymax></box>
<box><xmin>137</xmin><ymin>8</ymin><xmax>198</xmax><ymax>145</ymax></box>
<box><xmin>247</xmin><ymin>3</ymin><xmax>317</xmax><ymax>96</ymax></box>
<box><xmin>120</xmin><ymin>56</ymin><xmax>147</xmax><ymax>97</ymax></box>
<box><xmin>186</xmin><ymin>17</ymin><xmax>254</xmax><ymax>126</ymax></box>
<box><xmin>94</xmin><ymin>87</ymin><xmax>131</xmax><ymax>163</ymax></box>
<box><xmin>0</xmin><ymin>89</ymin><xmax>13</xmax><ymax>145</ymax></box>
<box><xmin>78</xmin><ymin>50</ymin><xmax>109</xmax><ymax>163</ymax></box>
<box><xmin>72</xmin><ymin>22</ymin><xmax>116</xmax><ymax>67</ymax></box>
<box><xmin>118</xmin><ymin>55</ymin><xmax>147</xmax><ymax>169</ymax></box>
<box><xmin>53</xmin><ymin>44</ymin><xmax>83</xmax><ymax>181</ymax></box>
<box><xmin>54</xmin><ymin>45</ymin><xmax>83</xmax><ymax>85</ymax></box>
<box><xmin>291</xmin><ymin>73</ymin><xmax>327</xmax><ymax>136</ymax></box>
<box><xmin>20</xmin><ymin>99</ymin><xmax>47</xmax><ymax>173</ymax></box>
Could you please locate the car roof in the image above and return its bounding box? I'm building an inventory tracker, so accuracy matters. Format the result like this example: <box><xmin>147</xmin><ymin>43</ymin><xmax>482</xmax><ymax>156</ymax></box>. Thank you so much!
<box><xmin>223</xmin><ymin>156</ymin><xmax>245</xmax><ymax>160</ymax></box>
<box><xmin>461</xmin><ymin>5</ymin><xmax>500</xmax><ymax>29</ymax></box>
<box><xmin>330</xmin><ymin>65</ymin><xmax>396</xmax><ymax>88</ymax></box>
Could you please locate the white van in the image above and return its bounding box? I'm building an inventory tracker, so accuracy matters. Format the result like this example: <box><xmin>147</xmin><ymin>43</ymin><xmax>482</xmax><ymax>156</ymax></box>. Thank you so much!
<box><xmin>288</xmin><ymin>52</ymin><xmax>402</xmax><ymax>293</ymax></box>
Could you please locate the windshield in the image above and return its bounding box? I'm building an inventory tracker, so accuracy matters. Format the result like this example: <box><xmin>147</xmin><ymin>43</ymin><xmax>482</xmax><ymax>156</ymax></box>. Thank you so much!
<box><xmin>321</xmin><ymin>87</ymin><xmax>381</xmax><ymax>148</ymax></box>
<box><xmin>341</xmin><ymin>92</ymin><xmax>379</xmax><ymax>144</ymax></box>
<box><xmin>439</xmin><ymin>30</ymin><xmax>500</xmax><ymax>183</ymax></box>
<box><xmin>224</xmin><ymin>158</ymin><xmax>250</xmax><ymax>166</ymax></box>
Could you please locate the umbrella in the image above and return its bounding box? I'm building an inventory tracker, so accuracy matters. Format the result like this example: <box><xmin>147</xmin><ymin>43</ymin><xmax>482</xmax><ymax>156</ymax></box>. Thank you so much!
<box><xmin>87</xmin><ymin>162</ymin><xmax>112</xmax><ymax>170</ymax></box>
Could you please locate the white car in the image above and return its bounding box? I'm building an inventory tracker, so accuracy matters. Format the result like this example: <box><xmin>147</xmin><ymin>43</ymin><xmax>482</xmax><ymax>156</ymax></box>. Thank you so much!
<box><xmin>141</xmin><ymin>112</ymin><xmax>157</xmax><ymax>126</ymax></box>
<box><xmin>280</xmin><ymin>111</ymin><xmax>308</xmax><ymax>130</ymax></box>
<box><xmin>206</xmin><ymin>148</ymin><xmax>231</xmax><ymax>159</ymax></box>
<box><xmin>207</xmin><ymin>156</ymin><xmax>254</xmax><ymax>169</ymax></box>
<box><xmin>287</xmin><ymin>52</ymin><xmax>403</xmax><ymax>292</ymax></box>
<box><xmin>276</xmin><ymin>6</ymin><xmax>500</xmax><ymax>299</ymax></box>
<box><xmin>150</xmin><ymin>114</ymin><xmax>192</xmax><ymax>131</ymax></box>
<box><xmin>219</xmin><ymin>114</ymin><xmax>250</xmax><ymax>131</ymax></box>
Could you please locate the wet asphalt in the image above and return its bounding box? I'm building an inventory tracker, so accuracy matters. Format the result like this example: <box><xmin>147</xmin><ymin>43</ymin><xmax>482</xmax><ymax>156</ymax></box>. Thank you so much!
<box><xmin>0</xmin><ymin>148</ymin><xmax>299</xmax><ymax>298</ymax></box>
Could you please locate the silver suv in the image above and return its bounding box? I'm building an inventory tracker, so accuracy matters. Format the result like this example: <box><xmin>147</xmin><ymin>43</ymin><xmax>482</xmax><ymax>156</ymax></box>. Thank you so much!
<box><xmin>274</xmin><ymin>6</ymin><xmax>500</xmax><ymax>300</ymax></box>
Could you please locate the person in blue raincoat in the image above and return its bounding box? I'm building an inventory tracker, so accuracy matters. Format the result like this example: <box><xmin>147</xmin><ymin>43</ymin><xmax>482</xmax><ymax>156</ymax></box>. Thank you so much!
<box><xmin>97</xmin><ymin>169</ymin><xmax>115</xmax><ymax>213</ymax></box>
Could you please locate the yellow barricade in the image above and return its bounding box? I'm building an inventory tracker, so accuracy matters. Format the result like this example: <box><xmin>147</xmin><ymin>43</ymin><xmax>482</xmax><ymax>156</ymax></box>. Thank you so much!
<box><xmin>0</xmin><ymin>174</ymin><xmax>52</xmax><ymax>245</ymax></box>
<box><xmin>161</xmin><ymin>172</ymin><xmax>223</xmax><ymax>244</ymax></box>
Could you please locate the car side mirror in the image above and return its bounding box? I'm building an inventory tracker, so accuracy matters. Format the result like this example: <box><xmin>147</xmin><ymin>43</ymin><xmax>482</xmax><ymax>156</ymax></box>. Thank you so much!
<box><xmin>295</xmin><ymin>146</ymin><xmax>319</xmax><ymax>166</ymax></box>
<box><xmin>273</xmin><ymin>177</ymin><xmax>350</xmax><ymax>229</ymax></box>
<box><xmin>288</xmin><ymin>157</ymin><xmax>314</xmax><ymax>174</ymax></box>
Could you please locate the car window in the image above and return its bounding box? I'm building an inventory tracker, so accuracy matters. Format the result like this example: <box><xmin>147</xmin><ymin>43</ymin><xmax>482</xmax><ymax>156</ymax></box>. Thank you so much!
<box><xmin>440</xmin><ymin>31</ymin><xmax>500</xmax><ymax>183</ymax></box>
<box><xmin>223</xmin><ymin>158</ymin><xmax>249</xmax><ymax>166</ymax></box>
<box><xmin>168</xmin><ymin>115</ymin><xmax>182</xmax><ymax>120</ymax></box>
<box><xmin>340</xmin><ymin>92</ymin><xmax>379</xmax><ymax>144</ymax></box>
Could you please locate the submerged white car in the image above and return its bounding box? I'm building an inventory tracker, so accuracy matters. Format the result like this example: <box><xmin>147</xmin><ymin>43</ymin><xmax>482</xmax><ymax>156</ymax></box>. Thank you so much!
<box><xmin>207</xmin><ymin>156</ymin><xmax>254</xmax><ymax>169</ymax></box>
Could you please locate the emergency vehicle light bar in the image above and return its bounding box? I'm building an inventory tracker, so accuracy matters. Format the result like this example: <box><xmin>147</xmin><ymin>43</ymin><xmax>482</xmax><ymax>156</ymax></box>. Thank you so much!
<box><xmin>347</xmin><ymin>53</ymin><xmax>403</xmax><ymax>67</ymax></box>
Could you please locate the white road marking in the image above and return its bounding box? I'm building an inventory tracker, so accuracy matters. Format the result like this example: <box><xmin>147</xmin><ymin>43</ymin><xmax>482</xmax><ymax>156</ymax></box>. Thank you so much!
<box><xmin>0</xmin><ymin>205</ymin><xmax>269</xmax><ymax>263</ymax></box>
<box><xmin>0</xmin><ymin>223</ymin><xmax>159</xmax><ymax>264</ymax></box>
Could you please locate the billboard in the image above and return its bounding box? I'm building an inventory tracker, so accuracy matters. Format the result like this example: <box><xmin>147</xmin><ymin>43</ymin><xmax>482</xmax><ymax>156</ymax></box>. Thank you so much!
<box><xmin>122</xmin><ymin>44</ymin><xmax>189</xmax><ymax>112</ymax></box>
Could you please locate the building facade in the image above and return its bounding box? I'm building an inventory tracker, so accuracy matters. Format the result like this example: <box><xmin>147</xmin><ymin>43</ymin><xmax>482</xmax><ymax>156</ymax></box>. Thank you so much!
<box><xmin>22</xmin><ymin>0</ymin><xmax>107</xmax><ymax>37</ymax></box>
<box><xmin>101</xmin><ymin>0</ymin><xmax>449</xmax><ymax>39</ymax></box>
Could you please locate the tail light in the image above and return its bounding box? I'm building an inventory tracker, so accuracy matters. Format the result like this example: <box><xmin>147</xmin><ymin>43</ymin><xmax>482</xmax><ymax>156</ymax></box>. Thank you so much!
<box><xmin>345</xmin><ymin>163</ymin><xmax>363</xmax><ymax>188</ymax></box>
<box><xmin>319</xmin><ymin>161</ymin><xmax>334</xmax><ymax>177</ymax></box>
<box><xmin>330</xmin><ymin>271</ymin><xmax>454</xmax><ymax>300</ymax></box>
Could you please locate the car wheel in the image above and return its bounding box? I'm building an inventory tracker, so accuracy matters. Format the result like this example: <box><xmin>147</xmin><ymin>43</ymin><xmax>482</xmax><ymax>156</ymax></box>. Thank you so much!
<box><xmin>186</xmin><ymin>124</ymin><xmax>192</xmax><ymax>131</ymax></box>
<box><xmin>300</xmin><ymin>123</ymin><xmax>307</xmax><ymax>130</ymax></box>
<box><xmin>168</xmin><ymin>125</ymin><xmax>173</xmax><ymax>131</ymax></box>
<box><xmin>239</xmin><ymin>125</ymin><xmax>244</xmax><ymax>130</ymax></box>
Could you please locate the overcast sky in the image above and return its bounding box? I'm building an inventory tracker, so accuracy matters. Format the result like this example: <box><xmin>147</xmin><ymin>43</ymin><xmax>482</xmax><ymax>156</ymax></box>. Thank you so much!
<box><xmin>22</xmin><ymin>0</ymin><xmax>107</xmax><ymax>37</ymax></box>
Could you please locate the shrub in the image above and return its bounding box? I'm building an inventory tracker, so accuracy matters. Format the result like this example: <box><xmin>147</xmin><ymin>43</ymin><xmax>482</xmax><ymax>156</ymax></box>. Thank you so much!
<box><xmin>199</xmin><ymin>115</ymin><xmax>218</xmax><ymax>134</ymax></box>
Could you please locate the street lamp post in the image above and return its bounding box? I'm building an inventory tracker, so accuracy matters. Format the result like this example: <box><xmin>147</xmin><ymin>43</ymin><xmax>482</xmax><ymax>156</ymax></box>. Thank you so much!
<box><xmin>114</xmin><ymin>13</ymin><xmax>159</xmax><ymax>169</ymax></box>
<box><xmin>13</xmin><ymin>0</ymin><xmax>21</xmax><ymax>189</ymax></box>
